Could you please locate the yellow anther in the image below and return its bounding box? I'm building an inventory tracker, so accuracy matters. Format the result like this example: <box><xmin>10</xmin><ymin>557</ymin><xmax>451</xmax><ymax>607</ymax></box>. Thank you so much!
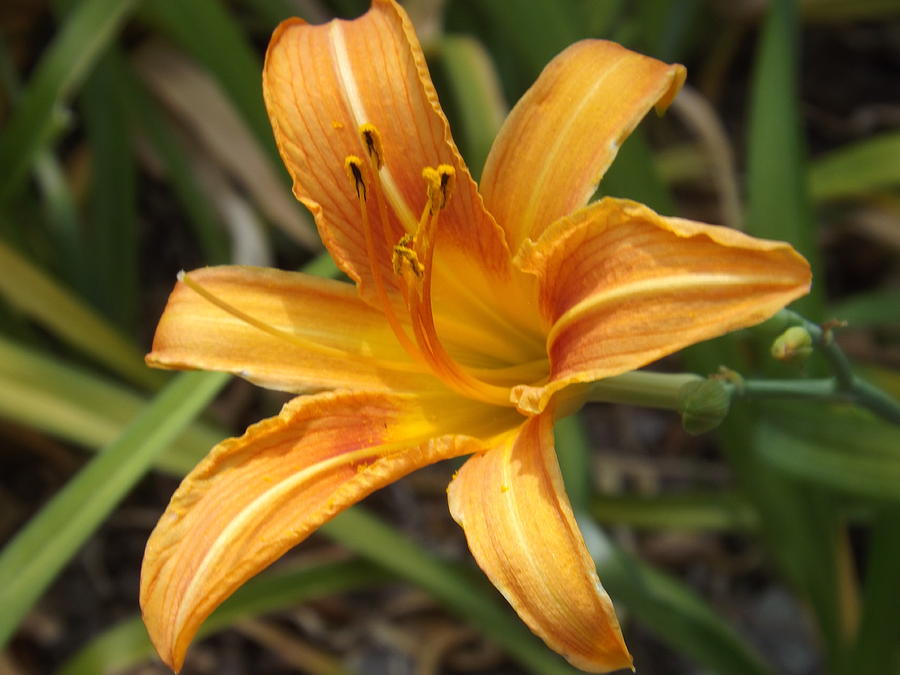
<box><xmin>359</xmin><ymin>123</ymin><xmax>384</xmax><ymax>169</ymax></box>
<box><xmin>422</xmin><ymin>164</ymin><xmax>455</xmax><ymax>212</ymax></box>
<box><xmin>344</xmin><ymin>155</ymin><xmax>366</xmax><ymax>200</ymax></box>
<box><xmin>392</xmin><ymin>239</ymin><xmax>424</xmax><ymax>279</ymax></box>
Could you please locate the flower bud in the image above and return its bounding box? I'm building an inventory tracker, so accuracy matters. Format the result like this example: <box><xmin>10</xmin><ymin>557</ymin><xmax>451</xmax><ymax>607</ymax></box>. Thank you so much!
<box><xmin>771</xmin><ymin>326</ymin><xmax>813</xmax><ymax>363</ymax></box>
<box><xmin>678</xmin><ymin>379</ymin><xmax>731</xmax><ymax>435</ymax></box>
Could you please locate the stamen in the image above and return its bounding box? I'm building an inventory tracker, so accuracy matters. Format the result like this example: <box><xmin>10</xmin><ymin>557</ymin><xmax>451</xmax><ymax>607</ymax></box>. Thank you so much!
<box><xmin>359</xmin><ymin>123</ymin><xmax>384</xmax><ymax>170</ymax></box>
<box><xmin>392</xmin><ymin>236</ymin><xmax>424</xmax><ymax>278</ymax></box>
<box><xmin>177</xmin><ymin>272</ymin><xmax>422</xmax><ymax>373</ymax></box>
<box><xmin>398</xmin><ymin>167</ymin><xmax>513</xmax><ymax>406</ymax></box>
<box><xmin>344</xmin><ymin>156</ymin><xmax>366</xmax><ymax>200</ymax></box>
<box><xmin>344</xmin><ymin>154</ymin><xmax>424</xmax><ymax>364</ymax></box>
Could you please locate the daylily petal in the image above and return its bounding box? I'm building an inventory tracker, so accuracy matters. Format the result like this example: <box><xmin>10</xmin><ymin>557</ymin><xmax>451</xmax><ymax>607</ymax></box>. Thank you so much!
<box><xmin>448</xmin><ymin>412</ymin><xmax>631</xmax><ymax>673</ymax></box>
<box><xmin>480</xmin><ymin>40</ymin><xmax>685</xmax><ymax>254</ymax></box>
<box><xmin>512</xmin><ymin>198</ymin><xmax>812</xmax><ymax>414</ymax></box>
<box><xmin>263</xmin><ymin>1</ymin><xmax>537</xmax><ymax>346</ymax></box>
<box><xmin>142</xmin><ymin>389</ymin><xmax>520</xmax><ymax>671</ymax></box>
<box><xmin>146</xmin><ymin>265</ymin><xmax>435</xmax><ymax>394</ymax></box>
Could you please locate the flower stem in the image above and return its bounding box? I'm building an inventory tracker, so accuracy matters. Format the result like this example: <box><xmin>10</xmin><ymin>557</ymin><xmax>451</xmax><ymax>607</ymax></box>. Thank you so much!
<box><xmin>736</xmin><ymin>310</ymin><xmax>900</xmax><ymax>425</ymax></box>
<box><xmin>586</xmin><ymin>371</ymin><xmax>702</xmax><ymax>410</ymax></box>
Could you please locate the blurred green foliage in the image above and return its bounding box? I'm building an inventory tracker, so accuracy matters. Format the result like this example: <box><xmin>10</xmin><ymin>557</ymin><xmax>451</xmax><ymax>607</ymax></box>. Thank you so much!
<box><xmin>1</xmin><ymin>0</ymin><xmax>899</xmax><ymax>673</ymax></box>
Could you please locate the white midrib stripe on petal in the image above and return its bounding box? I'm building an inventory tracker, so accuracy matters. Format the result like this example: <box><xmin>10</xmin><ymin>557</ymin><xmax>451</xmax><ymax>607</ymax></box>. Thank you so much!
<box><xmin>329</xmin><ymin>21</ymin><xmax>418</xmax><ymax>231</ymax></box>
<box><xmin>547</xmin><ymin>272</ymin><xmax>795</xmax><ymax>347</ymax></box>
<box><xmin>171</xmin><ymin>442</ymin><xmax>403</xmax><ymax>643</ymax></box>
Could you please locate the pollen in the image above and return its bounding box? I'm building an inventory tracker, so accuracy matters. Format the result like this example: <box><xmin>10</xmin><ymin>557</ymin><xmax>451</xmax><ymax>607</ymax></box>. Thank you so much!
<box><xmin>359</xmin><ymin>123</ymin><xmax>384</xmax><ymax>169</ymax></box>
<box><xmin>392</xmin><ymin>239</ymin><xmax>424</xmax><ymax>279</ymax></box>
<box><xmin>422</xmin><ymin>164</ymin><xmax>455</xmax><ymax>212</ymax></box>
<box><xmin>344</xmin><ymin>155</ymin><xmax>366</xmax><ymax>200</ymax></box>
<box><xmin>331</xmin><ymin>120</ymin><xmax>344</xmax><ymax>129</ymax></box>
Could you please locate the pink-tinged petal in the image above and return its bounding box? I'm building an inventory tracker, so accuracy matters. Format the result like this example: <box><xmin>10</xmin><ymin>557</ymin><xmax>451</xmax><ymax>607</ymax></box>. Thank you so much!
<box><xmin>146</xmin><ymin>266</ymin><xmax>435</xmax><ymax>394</ymax></box>
<box><xmin>512</xmin><ymin>198</ymin><xmax>812</xmax><ymax>414</ymax></box>
<box><xmin>142</xmin><ymin>389</ymin><xmax>520</xmax><ymax>671</ymax></box>
<box><xmin>448</xmin><ymin>413</ymin><xmax>631</xmax><ymax>673</ymax></box>
<box><xmin>480</xmin><ymin>40</ymin><xmax>685</xmax><ymax>254</ymax></box>
<box><xmin>263</xmin><ymin>1</ymin><xmax>538</xmax><ymax>346</ymax></box>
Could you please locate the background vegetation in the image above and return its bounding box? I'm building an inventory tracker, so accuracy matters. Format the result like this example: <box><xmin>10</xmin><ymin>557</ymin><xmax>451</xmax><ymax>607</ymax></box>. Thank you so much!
<box><xmin>1</xmin><ymin>0</ymin><xmax>899</xmax><ymax>673</ymax></box>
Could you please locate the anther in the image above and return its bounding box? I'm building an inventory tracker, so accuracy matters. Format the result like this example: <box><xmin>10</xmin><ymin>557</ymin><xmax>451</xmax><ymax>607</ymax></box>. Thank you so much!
<box><xmin>422</xmin><ymin>165</ymin><xmax>455</xmax><ymax>212</ymax></box>
<box><xmin>392</xmin><ymin>237</ymin><xmax>424</xmax><ymax>279</ymax></box>
<box><xmin>344</xmin><ymin>155</ymin><xmax>366</xmax><ymax>200</ymax></box>
<box><xmin>359</xmin><ymin>123</ymin><xmax>384</xmax><ymax>169</ymax></box>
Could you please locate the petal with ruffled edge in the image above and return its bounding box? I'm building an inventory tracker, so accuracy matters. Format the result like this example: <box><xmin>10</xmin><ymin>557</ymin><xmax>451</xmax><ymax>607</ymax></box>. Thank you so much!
<box><xmin>263</xmin><ymin>1</ymin><xmax>540</xmax><ymax>350</ymax></box>
<box><xmin>141</xmin><ymin>389</ymin><xmax>520</xmax><ymax>671</ymax></box>
<box><xmin>512</xmin><ymin>198</ymin><xmax>812</xmax><ymax>414</ymax></box>
<box><xmin>146</xmin><ymin>265</ymin><xmax>436</xmax><ymax>394</ymax></box>
<box><xmin>480</xmin><ymin>40</ymin><xmax>685</xmax><ymax>254</ymax></box>
<box><xmin>448</xmin><ymin>412</ymin><xmax>631</xmax><ymax>673</ymax></box>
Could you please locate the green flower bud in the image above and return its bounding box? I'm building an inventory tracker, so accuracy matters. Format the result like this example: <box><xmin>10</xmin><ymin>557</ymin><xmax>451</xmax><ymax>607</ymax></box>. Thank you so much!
<box><xmin>771</xmin><ymin>326</ymin><xmax>814</xmax><ymax>362</ymax></box>
<box><xmin>678</xmin><ymin>379</ymin><xmax>731</xmax><ymax>435</ymax></box>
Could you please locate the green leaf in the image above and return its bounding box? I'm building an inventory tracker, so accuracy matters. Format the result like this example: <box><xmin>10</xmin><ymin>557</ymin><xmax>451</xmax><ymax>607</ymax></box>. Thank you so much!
<box><xmin>141</xmin><ymin>0</ymin><xmax>274</xmax><ymax>160</ymax></box>
<box><xmin>0</xmin><ymin>371</ymin><xmax>229</xmax><ymax>648</ymax></box>
<box><xmin>831</xmin><ymin>288</ymin><xmax>900</xmax><ymax>328</ymax></box>
<box><xmin>556</xmin><ymin>415</ymin><xmax>772</xmax><ymax>674</ymax></box>
<box><xmin>122</xmin><ymin>69</ymin><xmax>230</xmax><ymax>265</ymax></box>
<box><xmin>0</xmin><ymin>335</ymin><xmax>221</xmax><ymax>476</ymax></box>
<box><xmin>596</xmin><ymin>539</ymin><xmax>775</xmax><ymax>675</ymax></box>
<box><xmin>745</xmin><ymin>0</ymin><xmax>823</xmax><ymax>317</ymax></box>
<box><xmin>447</xmin><ymin>0</ymin><xmax>588</xmax><ymax>98</ymax></box>
<box><xmin>810</xmin><ymin>132</ymin><xmax>900</xmax><ymax>202</ymax></box>
<box><xmin>591</xmin><ymin>492</ymin><xmax>758</xmax><ymax>531</ymax></box>
<box><xmin>80</xmin><ymin>51</ymin><xmax>139</xmax><ymax>328</ymax></box>
<box><xmin>58</xmin><ymin>558</ymin><xmax>388</xmax><ymax>675</ymax></box>
<box><xmin>321</xmin><ymin>509</ymin><xmax>583</xmax><ymax>675</ymax></box>
<box><xmin>432</xmin><ymin>35</ymin><xmax>507</xmax><ymax>177</ymax></box>
<box><xmin>758</xmin><ymin>403</ymin><xmax>900</xmax><ymax>502</ymax></box>
<box><xmin>0</xmin><ymin>0</ymin><xmax>139</xmax><ymax>199</ymax></box>
<box><xmin>845</xmin><ymin>507</ymin><xmax>900</xmax><ymax>673</ymax></box>
<box><xmin>0</xmin><ymin>238</ymin><xmax>165</xmax><ymax>390</ymax></box>
<box><xmin>600</xmin><ymin>129</ymin><xmax>676</xmax><ymax>214</ymax></box>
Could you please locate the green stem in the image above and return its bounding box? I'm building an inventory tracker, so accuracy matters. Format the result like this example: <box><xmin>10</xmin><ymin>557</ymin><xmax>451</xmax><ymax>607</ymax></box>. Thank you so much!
<box><xmin>585</xmin><ymin>371</ymin><xmax>702</xmax><ymax>410</ymax></box>
<box><xmin>740</xmin><ymin>310</ymin><xmax>900</xmax><ymax>425</ymax></box>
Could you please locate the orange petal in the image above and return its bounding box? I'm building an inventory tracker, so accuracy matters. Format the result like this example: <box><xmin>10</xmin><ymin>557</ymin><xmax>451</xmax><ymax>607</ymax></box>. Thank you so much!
<box><xmin>146</xmin><ymin>265</ymin><xmax>435</xmax><ymax>394</ymax></box>
<box><xmin>512</xmin><ymin>198</ymin><xmax>812</xmax><ymax>414</ymax></box>
<box><xmin>448</xmin><ymin>413</ymin><xmax>631</xmax><ymax>673</ymax></box>
<box><xmin>142</xmin><ymin>389</ymin><xmax>520</xmax><ymax>671</ymax></box>
<box><xmin>262</xmin><ymin>2</ymin><xmax>534</xmax><ymax>343</ymax></box>
<box><xmin>480</xmin><ymin>40</ymin><xmax>685</xmax><ymax>254</ymax></box>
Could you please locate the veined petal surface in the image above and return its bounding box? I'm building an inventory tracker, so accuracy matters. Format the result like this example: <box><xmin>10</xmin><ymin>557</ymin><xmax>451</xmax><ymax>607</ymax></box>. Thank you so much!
<box><xmin>263</xmin><ymin>1</ymin><xmax>538</xmax><ymax>348</ymax></box>
<box><xmin>146</xmin><ymin>266</ymin><xmax>433</xmax><ymax>394</ymax></box>
<box><xmin>141</xmin><ymin>389</ymin><xmax>520</xmax><ymax>671</ymax></box>
<box><xmin>448</xmin><ymin>413</ymin><xmax>631</xmax><ymax>673</ymax></box>
<box><xmin>513</xmin><ymin>198</ymin><xmax>812</xmax><ymax>414</ymax></box>
<box><xmin>480</xmin><ymin>40</ymin><xmax>685</xmax><ymax>254</ymax></box>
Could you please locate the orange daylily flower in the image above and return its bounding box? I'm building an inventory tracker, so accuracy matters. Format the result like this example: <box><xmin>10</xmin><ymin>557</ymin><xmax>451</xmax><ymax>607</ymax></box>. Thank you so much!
<box><xmin>140</xmin><ymin>1</ymin><xmax>811</xmax><ymax>672</ymax></box>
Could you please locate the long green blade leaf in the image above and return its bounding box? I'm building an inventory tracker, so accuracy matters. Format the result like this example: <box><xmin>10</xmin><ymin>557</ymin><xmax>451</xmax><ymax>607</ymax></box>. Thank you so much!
<box><xmin>598</xmin><ymin>542</ymin><xmax>774</xmax><ymax>675</ymax></box>
<box><xmin>591</xmin><ymin>492</ymin><xmax>758</xmax><ymax>531</ymax></box>
<box><xmin>141</xmin><ymin>0</ymin><xmax>274</xmax><ymax>158</ymax></box>
<box><xmin>810</xmin><ymin>132</ymin><xmax>900</xmax><ymax>202</ymax></box>
<box><xmin>0</xmin><ymin>371</ymin><xmax>228</xmax><ymax>647</ymax></box>
<box><xmin>0</xmin><ymin>335</ymin><xmax>220</xmax><ymax>474</ymax></box>
<box><xmin>58</xmin><ymin>558</ymin><xmax>388</xmax><ymax>675</ymax></box>
<box><xmin>0</xmin><ymin>0</ymin><xmax>139</xmax><ymax>199</ymax></box>
<box><xmin>846</xmin><ymin>508</ymin><xmax>900</xmax><ymax>673</ymax></box>
<box><xmin>433</xmin><ymin>35</ymin><xmax>507</xmax><ymax>177</ymax></box>
<box><xmin>80</xmin><ymin>51</ymin><xmax>139</xmax><ymax>329</ymax></box>
<box><xmin>321</xmin><ymin>509</ymin><xmax>583</xmax><ymax>674</ymax></box>
<box><xmin>0</xmin><ymin>239</ymin><xmax>164</xmax><ymax>390</ymax></box>
<box><xmin>745</xmin><ymin>0</ymin><xmax>823</xmax><ymax>317</ymax></box>
<box><xmin>557</xmin><ymin>415</ymin><xmax>773</xmax><ymax>675</ymax></box>
<box><xmin>758</xmin><ymin>403</ymin><xmax>900</xmax><ymax>502</ymax></box>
